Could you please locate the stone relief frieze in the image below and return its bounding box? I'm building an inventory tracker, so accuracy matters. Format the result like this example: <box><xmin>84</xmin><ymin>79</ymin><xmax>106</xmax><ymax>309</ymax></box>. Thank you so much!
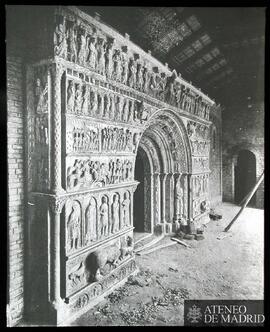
<box><xmin>65</xmin><ymin>76</ymin><xmax>152</xmax><ymax>126</ymax></box>
<box><xmin>192</xmin><ymin>173</ymin><xmax>209</xmax><ymax>198</ymax></box>
<box><xmin>66</xmin><ymin>120</ymin><xmax>99</xmax><ymax>154</ymax></box>
<box><xmin>192</xmin><ymin>157</ymin><xmax>209</xmax><ymax>173</ymax></box>
<box><xmin>66</xmin><ymin>200</ymin><xmax>82</xmax><ymax>252</ymax></box>
<box><xmin>65</xmin><ymin>230</ymin><xmax>134</xmax><ymax>296</ymax></box>
<box><xmin>70</xmin><ymin>258</ymin><xmax>136</xmax><ymax>310</ymax></box>
<box><xmin>54</xmin><ymin>10</ymin><xmax>214</xmax><ymax>121</ymax></box>
<box><xmin>64</xmin><ymin>190</ymin><xmax>133</xmax><ymax>255</ymax></box>
<box><xmin>27</xmin><ymin>65</ymin><xmax>50</xmax><ymax>193</ymax></box>
<box><xmin>66</xmin><ymin>156</ymin><xmax>134</xmax><ymax>191</ymax></box>
<box><xmin>187</xmin><ymin>121</ymin><xmax>210</xmax><ymax>141</ymax></box>
<box><xmin>190</xmin><ymin>139</ymin><xmax>210</xmax><ymax>156</ymax></box>
<box><xmin>191</xmin><ymin>173</ymin><xmax>210</xmax><ymax>218</ymax></box>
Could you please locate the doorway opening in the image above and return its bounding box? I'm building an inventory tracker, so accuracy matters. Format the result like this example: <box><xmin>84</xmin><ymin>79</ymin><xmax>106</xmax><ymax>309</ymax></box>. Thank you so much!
<box><xmin>234</xmin><ymin>150</ymin><xmax>256</xmax><ymax>207</ymax></box>
<box><xmin>134</xmin><ymin>151</ymin><xmax>145</xmax><ymax>233</ymax></box>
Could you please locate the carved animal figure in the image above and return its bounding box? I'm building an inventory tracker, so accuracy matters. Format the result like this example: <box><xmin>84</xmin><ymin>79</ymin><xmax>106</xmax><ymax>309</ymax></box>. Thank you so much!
<box><xmin>85</xmin><ymin>236</ymin><xmax>133</xmax><ymax>282</ymax></box>
<box><xmin>85</xmin><ymin>241</ymin><xmax>121</xmax><ymax>282</ymax></box>
<box><xmin>68</xmin><ymin>261</ymin><xmax>85</xmax><ymax>287</ymax></box>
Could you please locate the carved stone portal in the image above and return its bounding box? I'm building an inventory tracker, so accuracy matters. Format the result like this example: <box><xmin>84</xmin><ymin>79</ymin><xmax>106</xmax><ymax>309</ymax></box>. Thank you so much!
<box><xmin>25</xmin><ymin>5</ymin><xmax>214</xmax><ymax>326</ymax></box>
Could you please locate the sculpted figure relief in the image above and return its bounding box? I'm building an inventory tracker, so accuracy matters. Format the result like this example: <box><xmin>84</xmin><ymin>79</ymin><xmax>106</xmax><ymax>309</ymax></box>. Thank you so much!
<box><xmin>105</xmin><ymin>39</ymin><xmax>114</xmax><ymax>78</ymax></box>
<box><xmin>103</xmin><ymin>94</ymin><xmax>110</xmax><ymax>118</ymax></box>
<box><xmin>67</xmin><ymin>22</ymin><xmax>77</xmax><ymax>63</ymax></box>
<box><xmin>127</xmin><ymin>57</ymin><xmax>137</xmax><ymax>88</ymax></box>
<box><xmin>67</xmin><ymin>158</ymin><xmax>133</xmax><ymax>191</ymax></box>
<box><xmin>67</xmin><ymin>204</ymin><xmax>81</xmax><ymax>251</ymax></box>
<box><xmin>97</xmin><ymin>93</ymin><xmax>104</xmax><ymax>117</ymax></box>
<box><xmin>85</xmin><ymin>198</ymin><xmax>97</xmax><ymax>243</ymax></box>
<box><xmin>35</xmin><ymin>78</ymin><xmax>48</xmax><ymax>114</ymax></box>
<box><xmin>87</xmin><ymin>36</ymin><xmax>97</xmax><ymax>69</ymax></box>
<box><xmin>81</xmin><ymin>84</ymin><xmax>90</xmax><ymax>115</ymax></box>
<box><xmin>67</xmin><ymin>80</ymin><xmax>75</xmax><ymax>113</ymax></box>
<box><xmin>111</xmin><ymin>194</ymin><xmax>120</xmax><ymax>234</ymax></box>
<box><xmin>85</xmin><ymin>236</ymin><xmax>133</xmax><ymax>283</ymax></box>
<box><xmin>142</xmin><ymin>63</ymin><xmax>150</xmax><ymax>93</ymax></box>
<box><xmin>99</xmin><ymin>196</ymin><xmax>109</xmax><ymax>238</ymax></box>
<box><xmin>35</xmin><ymin>116</ymin><xmax>48</xmax><ymax>145</ymax></box>
<box><xmin>149</xmin><ymin>66</ymin><xmax>159</xmax><ymax>97</ymax></box>
<box><xmin>96</xmin><ymin>37</ymin><xmax>106</xmax><ymax>75</ymax></box>
<box><xmin>109</xmin><ymin>94</ymin><xmax>115</xmax><ymax>120</ymax></box>
<box><xmin>54</xmin><ymin>16</ymin><xmax>67</xmax><ymax>58</ymax></box>
<box><xmin>60</xmin><ymin>21</ymin><xmax>213</xmax><ymax>120</ymax></box>
<box><xmin>164</xmin><ymin>70</ymin><xmax>177</xmax><ymax>105</ymax></box>
<box><xmin>74</xmin><ymin>84</ymin><xmax>82</xmax><ymax>114</ymax></box>
<box><xmin>136</xmin><ymin>61</ymin><xmax>144</xmax><ymax>91</ymax></box>
<box><xmin>174</xmin><ymin>81</ymin><xmax>182</xmax><ymax>107</ymax></box>
<box><xmin>121</xmin><ymin>99</ymin><xmax>129</xmax><ymax>122</ymax></box>
<box><xmin>89</xmin><ymin>88</ymin><xmax>98</xmax><ymax>115</ymax></box>
<box><xmin>77</xmin><ymin>28</ymin><xmax>87</xmax><ymax>65</ymax></box>
<box><xmin>157</xmin><ymin>72</ymin><xmax>167</xmax><ymax>100</ymax></box>
<box><xmin>121</xmin><ymin>46</ymin><xmax>129</xmax><ymax>84</ymax></box>
<box><xmin>122</xmin><ymin>192</ymin><xmax>131</xmax><ymax>228</ymax></box>
<box><xmin>72</xmin><ymin>125</ymin><xmax>99</xmax><ymax>152</ymax></box>
<box><xmin>112</xmin><ymin>49</ymin><xmax>122</xmax><ymax>82</ymax></box>
<box><xmin>174</xmin><ymin>178</ymin><xmax>184</xmax><ymax>221</ymax></box>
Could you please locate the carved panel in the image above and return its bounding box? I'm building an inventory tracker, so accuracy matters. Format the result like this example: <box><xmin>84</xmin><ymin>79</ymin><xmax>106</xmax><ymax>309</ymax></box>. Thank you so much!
<box><xmin>54</xmin><ymin>8</ymin><xmax>214</xmax><ymax>122</ymax></box>
<box><xmin>27</xmin><ymin>65</ymin><xmax>50</xmax><ymax>193</ymax></box>
<box><xmin>66</xmin><ymin>119</ymin><xmax>99</xmax><ymax>154</ymax></box>
<box><xmin>65</xmin><ymin>231</ymin><xmax>134</xmax><ymax>297</ymax></box>
<box><xmin>192</xmin><ymin>157</ymin><xmax>209</xmax><ymax>173</ymax></box>
<box><xmin>70</xmin><ymin>258</ymin><xmax>137</xmax><ymax>310</ymax></box>
<box><xmin>191</xmin><ymin>173</ymin><xmax>210</xmax><ymax>219</ymax></box>
<box><xmin>64</xmin><ymin>189</ymin><xmax>134</xmax><ymax>258</ymax></box>
<box><xmin>66</xmin><ymin>156</ymin><xmax>134</xmax><ymax>191</ymax></box>
<box><xmin>66</xmin><ymin>200</ymin><xmax>82</xmax><ymax>254</ymax></box>
<box><xmin>65</xmin><ymin>76</ymin><xmax>152</xmax><ymax>126</ymax></box>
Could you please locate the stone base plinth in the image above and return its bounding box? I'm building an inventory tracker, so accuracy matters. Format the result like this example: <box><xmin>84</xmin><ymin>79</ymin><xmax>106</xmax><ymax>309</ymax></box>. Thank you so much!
<box><xmin>27</xmin><ymin>257</ymin><xmax>138</xmax><ymax>326</ymax></box>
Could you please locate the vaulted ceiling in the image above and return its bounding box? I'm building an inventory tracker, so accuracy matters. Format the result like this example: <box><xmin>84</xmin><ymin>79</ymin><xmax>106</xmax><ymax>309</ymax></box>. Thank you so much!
<box><xmin>80</xmin><ymin>6</ymin><xmax>265</xmax><ymax>109</ymax></box>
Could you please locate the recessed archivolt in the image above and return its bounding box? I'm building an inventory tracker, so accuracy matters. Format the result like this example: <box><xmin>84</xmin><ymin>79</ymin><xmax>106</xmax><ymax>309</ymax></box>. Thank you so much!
<box><xmin>138</xmin><ymin>108</ymin><xmax>192</xmax><ymax>173</ymax></box>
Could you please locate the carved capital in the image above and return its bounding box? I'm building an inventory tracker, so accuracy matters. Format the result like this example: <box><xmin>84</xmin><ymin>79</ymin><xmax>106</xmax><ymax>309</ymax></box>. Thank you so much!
<box><xmin>49</xmin><ymin>61</ymin><xmax>65</xmax><ymax>79</ymax></box>
<box><xmin>49</xmin><ymin>196</ymin><xmax>66</xmax><ymax>214</ymax></box>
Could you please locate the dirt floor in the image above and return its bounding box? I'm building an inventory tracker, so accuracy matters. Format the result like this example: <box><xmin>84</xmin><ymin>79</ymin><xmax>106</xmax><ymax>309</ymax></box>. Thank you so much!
<box><xmin>70</xmin><ymin>203</ymin><xmax>264</xmax><ymax>326</ymax></box>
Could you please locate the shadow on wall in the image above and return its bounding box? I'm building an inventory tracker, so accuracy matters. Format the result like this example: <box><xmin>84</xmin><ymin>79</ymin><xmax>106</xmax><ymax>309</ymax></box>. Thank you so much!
<box><xmin>234</xmin><ymin>149</ymin><xmax>256</xmax><ymax>207</ymax></box>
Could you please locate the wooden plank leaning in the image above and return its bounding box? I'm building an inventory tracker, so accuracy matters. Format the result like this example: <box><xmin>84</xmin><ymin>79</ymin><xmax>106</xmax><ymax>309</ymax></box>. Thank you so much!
<box><xmin>222</xmin><ymin>170</ymin><xmax>264</xmax><ymax>235</ymax></box>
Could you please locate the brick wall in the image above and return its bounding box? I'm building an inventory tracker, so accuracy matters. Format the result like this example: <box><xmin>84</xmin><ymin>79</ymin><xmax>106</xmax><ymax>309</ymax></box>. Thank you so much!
<box><xmin>222</xmin><ymin>103</ymin><xmax>264</xmax><ymax>209</ymax></box>
<box><xmin>7</xmin><ymin>56</ymin><xmax>25</xmax><ymax>326</ymax></box>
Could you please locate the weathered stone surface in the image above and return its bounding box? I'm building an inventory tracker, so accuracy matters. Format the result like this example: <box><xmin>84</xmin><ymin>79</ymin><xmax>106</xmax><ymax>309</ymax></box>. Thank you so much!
<box><xmin>7</xmin><ymin>5</ymin><xmax>220</xmax><ymax>326</ymax></box>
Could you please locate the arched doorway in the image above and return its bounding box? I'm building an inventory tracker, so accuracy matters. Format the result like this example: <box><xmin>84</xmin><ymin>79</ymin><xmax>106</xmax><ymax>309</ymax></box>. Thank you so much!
<box><xmin>234</xmin><ymin>150</ymin><xmax>256</xmax><ymax>206</ymax></box>
<box><xmin>133</xmin><ymin>110</ymin><xmax>192</xmax><ymax>235</ymax></box>
<box><xmin>134</xmin><ymin>151</ymin><xmax>146</xmax><ymax>232</ymax></box>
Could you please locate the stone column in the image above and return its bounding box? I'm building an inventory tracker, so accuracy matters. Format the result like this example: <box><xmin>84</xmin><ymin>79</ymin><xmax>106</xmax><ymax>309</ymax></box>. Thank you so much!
<box><xmin>182</xmin><ymin>173</ymin><xmax>189</xmax><ymax>221</ymax></box>
<box><xmin>153</xmin><ymin>173</ymin><xmax>161</xmax><ymax>225</ymax></box>
<box><xmin>167</xmin><ymin>173</ymin><xmax>174</xmax><ymax>222</ymax></box>
<box><xmin>149</xmin><ymin>173</ymin><xmax>154</xmax><ymax>232</ymax></box>
<box><xmin>173</xmin><ymin>173</ymin><xmax>181</xmax><ymax>222</ymax></box>
<box><xmin>187</xmin><ymin>174</ymin><xmax>196</xmax><ymax>234</ymax></box>
<box><xmin>130</xmin><ymin>182</ymin><xmax>139</xmax><ymax>229</ymax></box>
<box><xmin>49</xmin><ymin>199</ymin><xmax>64</xmax><ymax>309</ymax></box>
<box><xmin>50</xmin><ymin>62</ymin><xmax>65</xmax><ymax>194</ymax></box>
<box><xmin>160</xmin><ymin>173</ymin><xmax>167</xmax><ymax>223</ymax></box>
